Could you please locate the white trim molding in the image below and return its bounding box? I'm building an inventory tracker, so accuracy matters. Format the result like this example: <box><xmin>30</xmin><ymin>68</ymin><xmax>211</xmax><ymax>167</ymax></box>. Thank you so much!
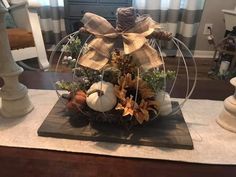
<box><xmin>193</xmin><ymin>50</ymin><xmax>217</xmax><ymax>58</ymax></box>
<box><xmin>161</xmin><ymin>50</ymin><xmax>217</xmax><ymax>58</ymax></box>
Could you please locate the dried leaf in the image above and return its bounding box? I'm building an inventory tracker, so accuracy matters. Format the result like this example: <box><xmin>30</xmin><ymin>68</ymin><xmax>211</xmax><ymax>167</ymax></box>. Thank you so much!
<box><xmin>114</xmin><ymin>73</ymin><xmax>159</xmax><ymax>124</ymax></box>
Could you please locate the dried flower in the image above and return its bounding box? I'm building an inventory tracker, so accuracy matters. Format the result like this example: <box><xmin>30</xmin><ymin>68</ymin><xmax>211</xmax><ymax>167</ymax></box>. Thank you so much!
<box><xmin>111</xmin><ymin>50</ymin><xmax>136</xmax><ymax>75</ymax></box>
<box><xmin>114</xmin><ymin>73</ymin><xmax>159</xmax><ymax>124</ymax></box>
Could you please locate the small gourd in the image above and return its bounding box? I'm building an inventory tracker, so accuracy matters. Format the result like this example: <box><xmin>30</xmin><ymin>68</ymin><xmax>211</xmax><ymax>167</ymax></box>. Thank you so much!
<box><xmin>74</xmin><ymin>91</ymin><xmax>87</xmax><ymax>104</ymax></box>
<box><xmin>66</xmin><ymin>90</ymin><xmax>86</xmax><ymax>111</ymax></box>
<box><xmin>155</xmin><ymin>90</ymin><xmax>172</xmax><ymax>116</ymax></box>
<box><xmin>86</xmin><ymin>81</ymin><xmax>117</xmax><ymax>112</ymax></box>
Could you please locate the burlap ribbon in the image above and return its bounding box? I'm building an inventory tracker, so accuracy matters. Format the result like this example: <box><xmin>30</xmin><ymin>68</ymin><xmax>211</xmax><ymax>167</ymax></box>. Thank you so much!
<box><xmin>78</xmin><ymin>12</ymin><xmax>163</xmax><ymax>71</ymax></box>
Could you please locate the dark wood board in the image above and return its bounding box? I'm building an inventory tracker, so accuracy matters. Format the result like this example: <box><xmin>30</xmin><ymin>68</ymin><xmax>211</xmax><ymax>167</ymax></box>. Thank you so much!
<box><xmin>38</xmin><ymin>98</ymin><xmax>193</xmax><ymax>150</ymax></box>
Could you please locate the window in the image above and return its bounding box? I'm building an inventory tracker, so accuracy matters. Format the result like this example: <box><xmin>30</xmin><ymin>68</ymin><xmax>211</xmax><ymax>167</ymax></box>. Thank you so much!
<box><xmin>36</xmin><ymin>0</ymin><xmax>64</xmax><ymax>6</ymax></box>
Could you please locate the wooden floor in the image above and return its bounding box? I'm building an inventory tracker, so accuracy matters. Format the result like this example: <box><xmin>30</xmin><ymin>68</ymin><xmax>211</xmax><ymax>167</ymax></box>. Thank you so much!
<box><xmin>164</xmin><ymin>57</ymin><xmax>212</xmax><ymax>80</ymax></box>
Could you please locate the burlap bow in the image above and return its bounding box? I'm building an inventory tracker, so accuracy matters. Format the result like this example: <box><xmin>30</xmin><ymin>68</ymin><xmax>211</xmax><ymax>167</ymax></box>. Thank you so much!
<box><xmin>78</xmin><ymin>12</ymin><xmax>163</xmax><ymax>71</ymax></box>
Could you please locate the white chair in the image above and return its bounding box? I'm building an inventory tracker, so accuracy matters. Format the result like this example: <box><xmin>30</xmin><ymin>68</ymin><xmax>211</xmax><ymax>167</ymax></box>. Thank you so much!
<box><xmin>2</xmin><ymin>0</ymin><xmax>49</xmax><ymax>70</ymax></box>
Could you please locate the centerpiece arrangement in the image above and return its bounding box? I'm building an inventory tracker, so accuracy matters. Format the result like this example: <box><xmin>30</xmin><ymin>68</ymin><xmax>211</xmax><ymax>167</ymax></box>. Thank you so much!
<box><xmin>57</xmin><ymin>48</ymin><xmax>176</xmax><ymax>128</ymax></box>
<box><xmin>38</xmin><ymin>7</ymin><xmax>196</xmax><ymax>149</ymax></box>
<box><xmin>54</xmin><ymin>7</ymin><xmax>181</xmax><ymax>127</ymax></box>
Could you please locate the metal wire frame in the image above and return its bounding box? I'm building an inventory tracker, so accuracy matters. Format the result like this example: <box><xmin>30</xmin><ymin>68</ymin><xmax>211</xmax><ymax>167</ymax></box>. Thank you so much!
<box><xmin>49</xmin><ymin>31</ymin><xmax>197</xmax><ymax>119</ymax></box>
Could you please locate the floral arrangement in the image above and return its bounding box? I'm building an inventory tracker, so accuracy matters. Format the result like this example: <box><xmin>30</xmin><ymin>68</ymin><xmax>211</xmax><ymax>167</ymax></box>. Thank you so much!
<box><xmin>57</xmin><ymin>49</ymin><xmax>175</xmax><ymax>127</ymax></box>
<box><xmin>55</xmin><ymin>7</ymin><xmax>177</xmax><ymax>128</ymax></box>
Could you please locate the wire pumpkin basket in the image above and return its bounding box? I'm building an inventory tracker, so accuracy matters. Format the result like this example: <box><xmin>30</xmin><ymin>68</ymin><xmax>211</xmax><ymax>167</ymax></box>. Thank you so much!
<box><xmin>49</xmin><ymin>7</ymin><xmax>197</xmax><ymax>129</ymax></box>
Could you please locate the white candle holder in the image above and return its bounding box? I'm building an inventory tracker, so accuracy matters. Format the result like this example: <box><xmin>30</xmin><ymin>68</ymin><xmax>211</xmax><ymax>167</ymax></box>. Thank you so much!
<box><xmin>217</xmin><ymin>77</ymin><xmax>236</xmax><ymax>133</ymax></box>
<box><xmin>219</xmin><ymin>61</ymin><xmax>230</xmax><ymax>75</ymax></box>
<box><xmin>0</xmin><ymin>6</ymin><xmax>33</xmax><ymax>118</ymax></box>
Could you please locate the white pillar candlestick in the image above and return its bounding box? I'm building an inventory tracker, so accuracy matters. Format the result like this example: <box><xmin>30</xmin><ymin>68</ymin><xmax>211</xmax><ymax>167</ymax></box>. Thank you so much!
<box><xmin>0</xmin><ymin>6</ymin><xmax>33</xmax><ymax>118</ymax></box>
<box><xmin>217</xmin><ymin>77</ymin><xmax>236</xmax><ymax>133</ymax></box>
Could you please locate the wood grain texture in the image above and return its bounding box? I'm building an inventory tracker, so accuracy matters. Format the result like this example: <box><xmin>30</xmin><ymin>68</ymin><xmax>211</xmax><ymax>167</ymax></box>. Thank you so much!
<box><xmin>0</xmin><ymin>71</ymin><xmax>236</xmax><ymax>177</ymax></box>
<box><xmin>0</xmin><ymin>146</ymin><xmax>236</xmax><ymax>177</ymax></box>
<box><xmin>38</xmin><ymin>99</ymin><xmax>193</xmax><ymax>150</ymax></box>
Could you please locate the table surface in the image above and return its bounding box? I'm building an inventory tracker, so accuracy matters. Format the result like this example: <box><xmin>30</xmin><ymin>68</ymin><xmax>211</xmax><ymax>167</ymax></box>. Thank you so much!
<box><xmin>1</xmin><ymin>71</ymin><xmax>236</xmax><ymax>177</ymax></box>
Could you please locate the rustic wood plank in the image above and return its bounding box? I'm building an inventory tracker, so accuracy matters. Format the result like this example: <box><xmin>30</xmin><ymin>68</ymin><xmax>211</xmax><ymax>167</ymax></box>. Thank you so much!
<box><xmin>38</xmin><ymin>98</ymin><xmax>193</xmax><ymax>150</ymax></box>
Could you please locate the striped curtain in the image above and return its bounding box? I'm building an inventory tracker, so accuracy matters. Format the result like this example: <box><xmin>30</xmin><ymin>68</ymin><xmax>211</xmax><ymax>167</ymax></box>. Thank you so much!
<box><xmin>134</xmin><ymin>0</ymin><xmax>205</xmax><ymax>50</ymax></box>
<box><xmin>36</xmin><ymin>0</ymin><xmax>66</xmax><ymax>47</ymax></box>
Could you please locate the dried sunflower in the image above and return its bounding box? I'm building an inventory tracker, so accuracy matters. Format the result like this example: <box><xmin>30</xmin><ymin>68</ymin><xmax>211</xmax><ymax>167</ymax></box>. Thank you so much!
<box><xmin>114</xmin><ymin>73</ymin><xmax>159</xmax><ymax>124</ymax></box>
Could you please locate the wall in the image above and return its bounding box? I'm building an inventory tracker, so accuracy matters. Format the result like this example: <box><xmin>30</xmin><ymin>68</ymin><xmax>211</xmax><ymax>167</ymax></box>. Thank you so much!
<box><xmin>195</xmin><ymin>0</ymin><xmax>236</xmax><ymax>52</ymax></box>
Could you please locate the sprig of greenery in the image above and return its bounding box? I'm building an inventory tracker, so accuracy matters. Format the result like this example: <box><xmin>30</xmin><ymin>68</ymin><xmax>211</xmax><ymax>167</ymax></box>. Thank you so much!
<box><xmin>142</xmin><ymin>70</ymin><xmax>176</xmax><ymax>92</ymax></box>
<box><xmin>55</xmin><ymin>80</ymin><xmax>81</xmax><ymax>92</ymax></box>
<box><xmin>73</xmin><ymin>66</ymin><xmax>101</xmax><ymax>84</ymax></box>
<box><xmin>62</xmin><ymin>36</ymin><xmax>82</xmax><ymax>57</ymax></box>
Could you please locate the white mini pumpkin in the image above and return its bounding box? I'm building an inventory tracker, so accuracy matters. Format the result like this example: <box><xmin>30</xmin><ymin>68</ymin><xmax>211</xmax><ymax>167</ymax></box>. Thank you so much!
<box><xmin>86</xmin><ymin>81</ymin><xmax>117</xmax><ymax>112</ymax></box>
<box><xmin>155</xmin><ymin>90</ymin><xmax>172</xmax><ymax>116</ymax></box>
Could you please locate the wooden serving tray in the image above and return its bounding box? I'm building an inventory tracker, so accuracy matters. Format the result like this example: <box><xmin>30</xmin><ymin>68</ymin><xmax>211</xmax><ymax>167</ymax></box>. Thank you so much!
<box><xmin>38</xmin><ymin>98</ymin><xmax>193</xmax><ymax>150</ymax></box>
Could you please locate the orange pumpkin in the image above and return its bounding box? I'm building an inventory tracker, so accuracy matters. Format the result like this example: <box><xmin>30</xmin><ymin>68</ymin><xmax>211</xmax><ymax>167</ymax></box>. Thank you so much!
<box><xmin>74</xmin><ymin>91</ymin><xmax>86</xmax><ymax>104</ymax></box>
<box><xmin>66</xmin><ymin>101</ymin><xmax>76</xmax><ymax>111</ymax></box>
<box><xmin>66</xmin><ymin>90</ymin><xmax>86</xmax><ymax>112</ymax></box>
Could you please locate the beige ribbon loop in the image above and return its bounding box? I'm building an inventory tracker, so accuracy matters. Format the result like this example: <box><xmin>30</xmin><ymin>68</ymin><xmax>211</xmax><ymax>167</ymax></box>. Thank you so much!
<box><xmin>122</xmin><ymin>33</ymin><xmax>146</xmax><ymax>54</ymax></box>
<box><xmin>78</xmin><ymin>12</ymin><xmax>163</xmax><ymax>71</ymax></box>
<box><xmin>89</xmin><ymin>37</ymin><xmax>115</xmax><ymax>58</ymax></box>
<box><xmin>79</xmin><ymin>50</ymin><xmax>109</xmax><ymax>70</ymax></box>
<box><xmin>81</xmin><ymin>12</ymin><xmax>116</xmax><ymax>35</ymax></box>
<box><xmin>127</xmin><ymin>16</ymin><xmax>158</xmax><ymax>36</ymax></box>
<box><xmin>132</xmin><ymin>44</ymin><xmax>162</xmax><ymax>71</ymax></box>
